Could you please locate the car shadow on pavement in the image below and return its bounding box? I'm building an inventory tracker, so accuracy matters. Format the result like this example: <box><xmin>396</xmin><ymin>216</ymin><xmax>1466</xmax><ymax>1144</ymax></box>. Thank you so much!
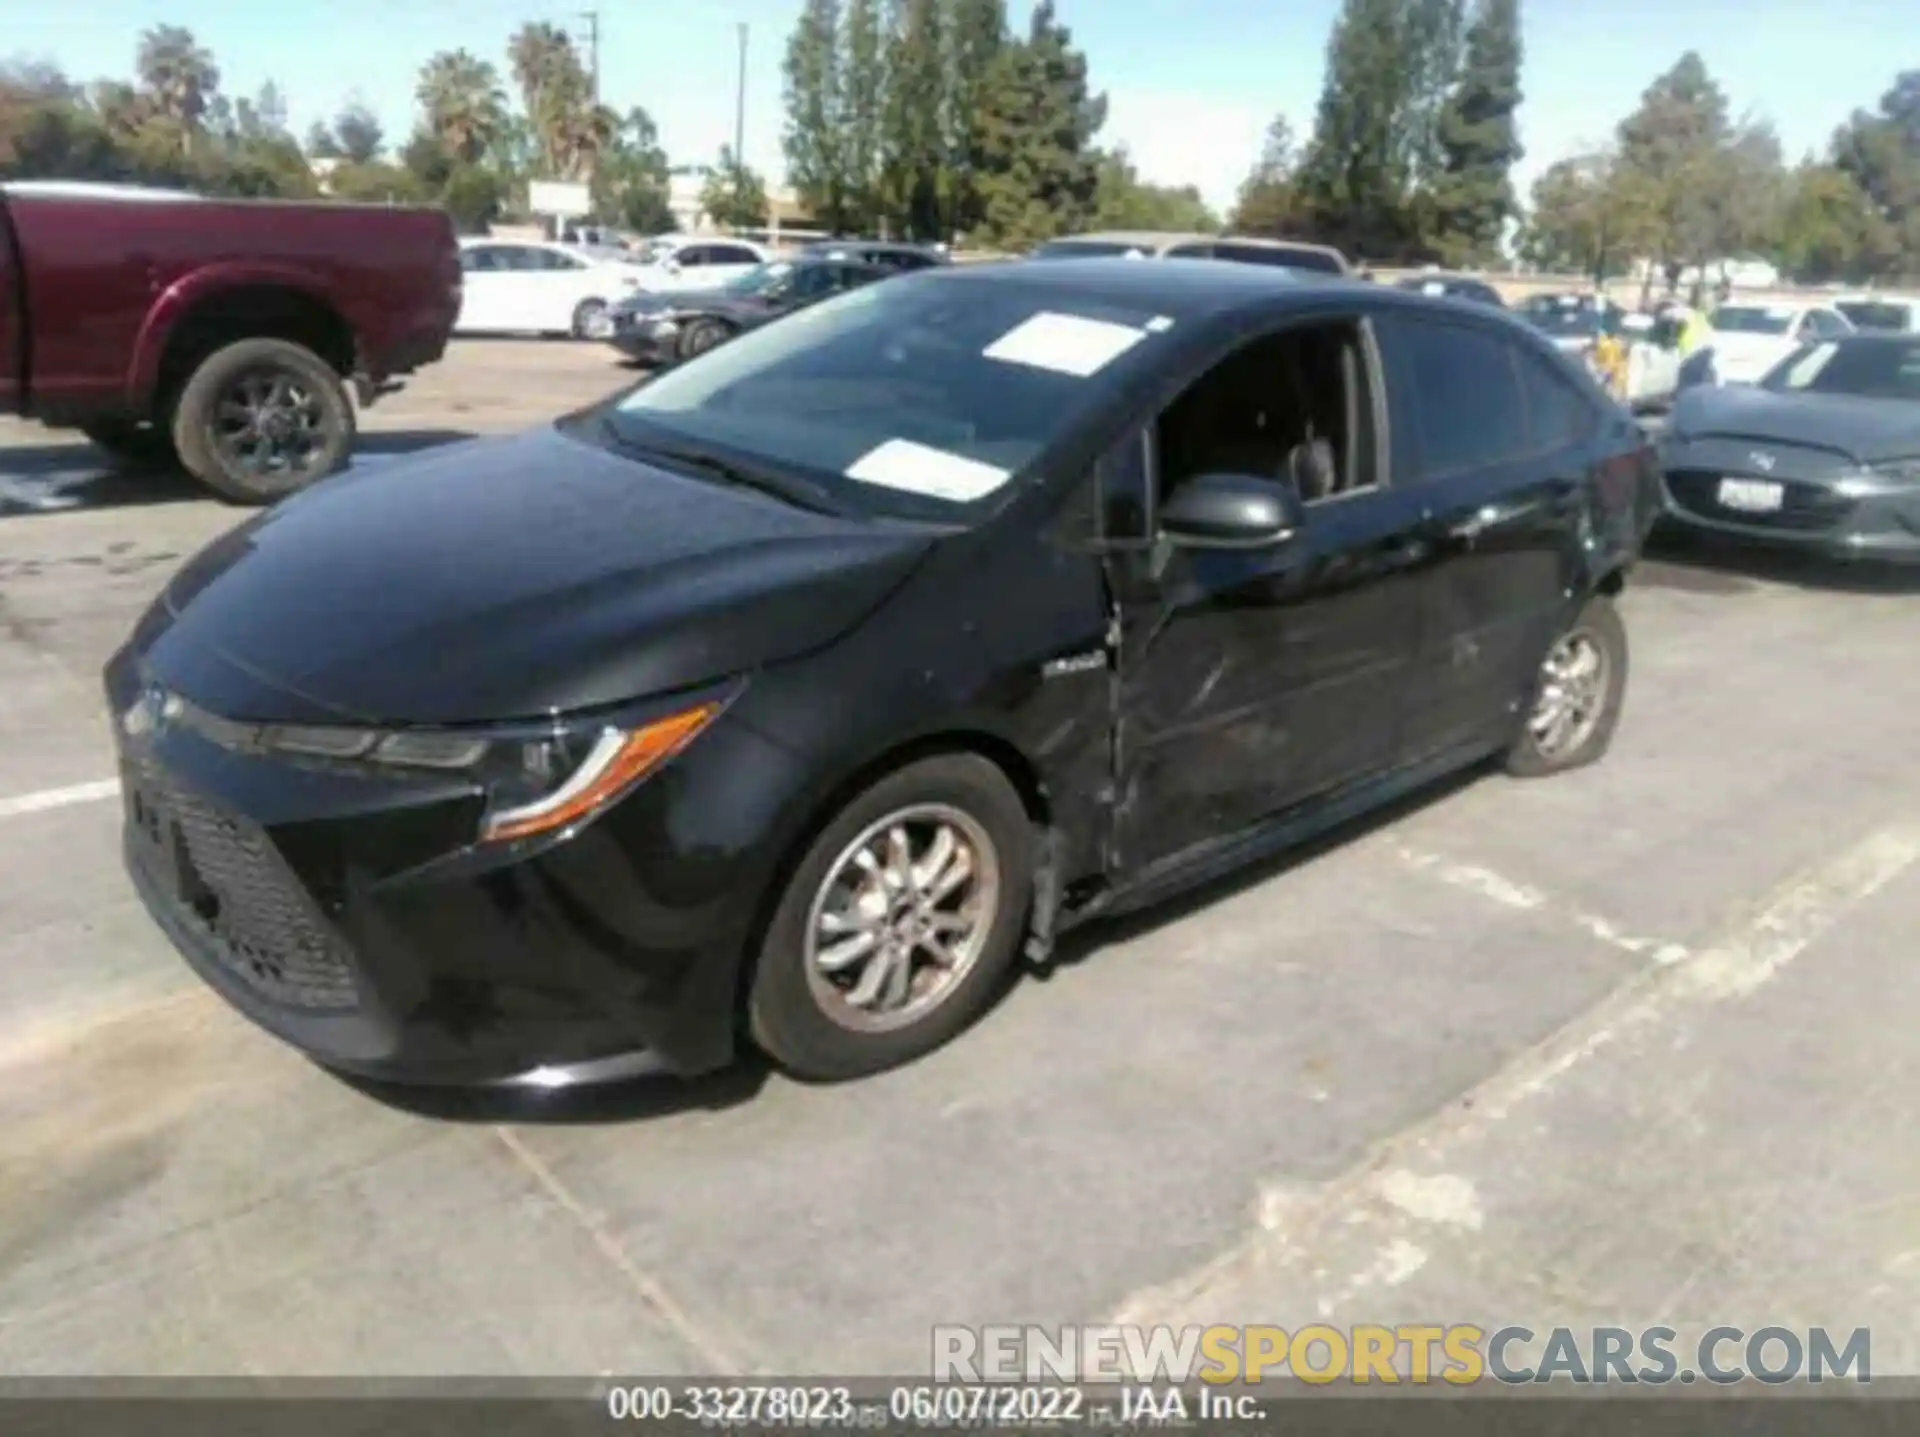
<box><xmin>334</xmin><ymin>1051</ymin><xmax>774</xmax><ymax>1126</ymax></box>
<box><xmin>0</xmin><ymin>429</ymin><xmax>477</xmax><ymax>518</ymax></box>
<box><xmin>1644</xmin><ymin>527</ymin><xmax>1920</xmax><ymax>596</ymax></box>
<box><xmin>1028</xmin><ymin>762</ymin><xmax>1491</xmax><ymax>980</ymax></box>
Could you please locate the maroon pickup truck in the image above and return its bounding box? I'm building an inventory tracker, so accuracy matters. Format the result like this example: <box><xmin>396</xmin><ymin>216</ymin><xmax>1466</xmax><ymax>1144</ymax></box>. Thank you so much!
<box><xmin>0</xmin><ymin>180</ymin><xmax>461</xmax><ymax>503</ymax></box>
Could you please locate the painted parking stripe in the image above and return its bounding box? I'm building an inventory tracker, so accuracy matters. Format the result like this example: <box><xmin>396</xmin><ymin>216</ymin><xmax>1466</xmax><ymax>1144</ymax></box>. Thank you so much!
<box><xmin>0</xmin><ymin>778</ymin><xmax>120</xmax><ymax>821</ymax></box>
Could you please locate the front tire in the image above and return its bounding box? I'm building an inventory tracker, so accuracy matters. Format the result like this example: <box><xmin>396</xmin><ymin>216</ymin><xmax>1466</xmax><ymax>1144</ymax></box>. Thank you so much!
<box><xmin>570</xmin><ymin>298</ymin><xmax>609</xmax><ymax>339</ymax></box>
<box><xmin>170</xmin><ymin>338</ymin><xmax>356</xmax><ymax>505</ymax></box>
<box><xmin>747</xmin><ymin>754</ymin><xmax>1035</xmax><ymax>1081</ymax></box>
<box><xmin>1507</xmin><ymin>593</ymin><xmax>1629</xmax><ymax>777</ymax></box>
<box><xmin>678</xmin><ymin>318</ymin><xmax>731</xmax><ymax>360</ymax></box>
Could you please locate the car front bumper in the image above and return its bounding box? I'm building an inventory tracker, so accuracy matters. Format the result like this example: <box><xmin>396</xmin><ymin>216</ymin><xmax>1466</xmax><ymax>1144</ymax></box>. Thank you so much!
<box><xmin>105</xmin><ymin>651</ymin><xmax>811</xmax><ymax>1087</ymax></box>
<box><xmin>1657</xmin><ymin>440</ymin><xmax>1920</xmax><ymax>564</ymax></box>
<box><xmin>605</xmin><ymin>313</ymin><xmax>683</xmax><ymax>364</ymax></box>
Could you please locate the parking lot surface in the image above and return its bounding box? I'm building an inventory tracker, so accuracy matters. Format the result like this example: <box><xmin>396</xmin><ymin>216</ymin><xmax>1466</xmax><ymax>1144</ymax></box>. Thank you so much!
<box><xmin>3</xmin><ymin>339</ymin><xmax>1918</xmax><ymax>1376</ymax></box>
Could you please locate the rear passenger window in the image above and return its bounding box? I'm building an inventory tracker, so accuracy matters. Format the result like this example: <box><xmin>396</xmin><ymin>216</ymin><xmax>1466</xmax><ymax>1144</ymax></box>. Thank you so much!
<box><xmin>1392</xmin><ymin>318</ymin><xmax>1529</xmax><ymax>477</ymax></box>
<box><xmin>1518</xmin><ymin>354</ymin><xmax>1599</xmax><ymax>451</ymax></box>
<box><xmin>1164</xmin><ymin>242</ymin><xmax>1217</xmax><ymax>259</ymax></box>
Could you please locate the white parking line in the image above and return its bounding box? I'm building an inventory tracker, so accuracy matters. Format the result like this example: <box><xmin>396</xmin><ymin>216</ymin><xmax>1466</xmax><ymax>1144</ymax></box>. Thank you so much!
<box><xmin>1390</xmin><ymin>840</ymin><xmax>1691</xmax><ymax>964</ymax></box>
<box><xmin>0</xmin><ymin>777</ymin><xmax>120</xmax><ymax>821</ymax></box>
<box><xmin>1113</xmin><ymin>820</ymin><xmax>1920</xmax><ymax>1331</ymax></box>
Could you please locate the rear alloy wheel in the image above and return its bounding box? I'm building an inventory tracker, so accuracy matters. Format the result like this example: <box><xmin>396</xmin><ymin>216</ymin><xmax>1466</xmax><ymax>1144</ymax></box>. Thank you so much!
<box><xmin>678</xmin><ymin>319</ymin><xmax>730</xmax><ymax>360</ymax></box>
<box><xmin>1507</xmin><ymin>594</ymin><xmax>1629</xmax><ymax>777</ymax></box>
<box><xmin>747</xmin><ymin>755</ymin><xmax>1034</xmax><ymax>1081</ymax></box>
<box><xmin>170</xmin><ymin>338</ymin><xmax>356</xmax><ymax>505</ymax></box>
<box><xmin>570</xmin><ymin>298</ymin><xmax>609</xmax><ymax>339</ymax></box>
<box><xmin>81</xmin><ymin>420</ymin><xmax>179</xmax><ymax>470</ymax></box>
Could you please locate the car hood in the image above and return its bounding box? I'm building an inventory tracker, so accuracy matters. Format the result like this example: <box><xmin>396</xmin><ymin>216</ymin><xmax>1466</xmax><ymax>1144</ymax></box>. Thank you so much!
<box><xmin>1670</xmin><ymin>386</ymin><xmax>1920</xmax><ymax>461</ymax></box>
<box><xmin>1704</xmin><ymin>330</ymin><xmax>1794</xmax><ymax>380</ymax></box>
<box><xmin>143</xmin><ymin>426</ymin><xmax>936</xmax><ymax>725</ymax></box>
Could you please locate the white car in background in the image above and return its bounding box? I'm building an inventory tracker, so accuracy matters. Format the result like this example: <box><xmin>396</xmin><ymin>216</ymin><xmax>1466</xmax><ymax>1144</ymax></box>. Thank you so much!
<box><xmin>1695</xmin><ymin>300</ymin><xmax>1855</xmax><ymax>384</ymax></box>
<box><xmin>454</xmin><ymin>238</ymin><xmax>645</xmax><ymax>338</ymax></box>
<box><xmin>629</xmin><ymin>235</ymin><xmax>772</xmax><ymax>293</ymax></box>
<box><xmin>1834</xmin><ymin>293</ymin><xmax>1920</xmax><ymax>333</ymax></box>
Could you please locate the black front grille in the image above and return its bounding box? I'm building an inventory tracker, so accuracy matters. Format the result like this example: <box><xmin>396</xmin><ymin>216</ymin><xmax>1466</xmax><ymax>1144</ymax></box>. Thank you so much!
<box><xmin>1664</xmin><ymin>470</ymin><xmax>1855</xmax><ymax>533</ymax></box>
<box><xmin>127</xmin><ymin>762</ymin><xmax>359</xmax><ymax>1011</ymax></box>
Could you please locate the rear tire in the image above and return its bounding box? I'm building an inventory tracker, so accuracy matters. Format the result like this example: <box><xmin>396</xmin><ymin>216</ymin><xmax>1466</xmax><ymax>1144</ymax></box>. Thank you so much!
<box><xmin>1507</xmin><ymin>594</ymin><xmax>1629</xmax><ymax>778</ymax></box>
<box><xmin>678</xmin><ymin>319</ymin><xmax>731</xmax><ymax>360</ymax></box>
<box><xmin>570</xmin><ymin>298</ymin><xmax>609</xmax><ymax>339</ymax></box>
<box><xmin>170</xmin><ymin>338</ymin><xmax>357</xmax><ymax>506</ymax></box>
<box><xmin>747</xmin><ymin>754</ymin><xmax>1035</xmax><ymax>1082</ymax></box>
<box><xmin>81</xmin><ymin>420</ymin><xmax>179</xmax><ymax>470</ymax></box>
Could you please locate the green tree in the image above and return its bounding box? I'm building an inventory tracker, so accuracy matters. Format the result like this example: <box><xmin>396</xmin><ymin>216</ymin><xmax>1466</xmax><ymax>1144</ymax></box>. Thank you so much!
<box><xmin>1520</xmin><ymin>150</ymin><xmax>1652</xmax><ymax>279</ymax></box>
<box><xmin>1230</xmin><ymin>115</ymin><xmax>1300</xmax><ymax>235</ymax></box>
<box><xmin>593</xmin><ymin>107</ymin><xmax>674</xmax><ymax>233</ymax></box>
<box><xmin>700</xmin><ymin>145</ymin><xmax>770</xmax><ymax>228</ymax></box>
<box><xmin>1830</xmin><ymin>71</ymin><xmax>1920</xmax><ymax>278</ymax></box>
<box><xmin>1776</xmin><ymin>163</ymin><xmax>1885</xmax><ymax>282</ymax></box>
<box><xmin>508</xmin><ymin>21</ymin><xmax>610</xmax><ymax>181</ymax></box>
<box><xmin>879</xmin><ymin>0</ymin><xmax>947</xmax><ymax>238</ymax></box>
<box><xmin>332</xmin><ymin>102</ymin><xmax>384</xmax><ymax>164</ymax></box>
<box><xmin>841</xmin><ymin>0</ymin><xmax>887</xmax><ymax>231</ymax></box>
<box><xmin>971</xmin><ymin>0</ymin><xmax>1106</xmax><ymax>250</ymax></box>
<box><xmin>134</xmin><ymin>24</ymin><xmax>219</xmax><ymax>154</ymax></box>
<box><xmin>415</xmin><ymin>49</ymin><xmax>508</xmax><ymax>166</ymax></box>
<box><xmin>1091</xmin><ymin>148</ymin><xmax>1217</xmax><ymax>232</ymax></box>
<box><xmin>1613</xmin><ymin>51</ymin><xmax>1733</xmax><ymax>295</ymax></box>
<box><xmin>940</xmin><ymin>0</ymin><xmax>1008</xmax><ymax>237</ymax></box>
<box><xmin>1427</xmin><ymin>0</ymin><xmax>1522</xmax><ymax>264</ymax></box>
<box><xmin>782</xmin><ymin>0</ymin><xmax>851</xmax><ymax>231</ymax></box>
<box><xmin>1294</xmin><ymin>0</ymin><xmax>1427</xmax><ymax>258</ymax></box>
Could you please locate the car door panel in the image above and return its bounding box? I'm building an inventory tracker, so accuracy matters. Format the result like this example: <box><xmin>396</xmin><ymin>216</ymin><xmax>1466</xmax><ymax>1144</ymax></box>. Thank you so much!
<box><xmin>1377</xmin><ymin>313</ymin><xmax>1583</xmax><ymax>762</ymax></box>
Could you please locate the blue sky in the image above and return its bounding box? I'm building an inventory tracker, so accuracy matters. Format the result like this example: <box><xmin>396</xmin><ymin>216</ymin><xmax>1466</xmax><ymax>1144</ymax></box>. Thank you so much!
<box><xmin>8</xmin><ymin>1</ymin><xmax>1910</xmax><ymax>213</ymax></box>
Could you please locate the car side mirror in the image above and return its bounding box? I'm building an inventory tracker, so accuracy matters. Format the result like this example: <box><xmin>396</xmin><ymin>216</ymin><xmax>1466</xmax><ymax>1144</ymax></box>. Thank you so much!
<box><xmin>1160</xmin><ymin>472</ymin><xmax>1304</xmax><ymax>549</ymax></box>
<box><xmin>663</xmin><ymin>259</ymin><xmax>682</xmax><ymax>276</ymax></box>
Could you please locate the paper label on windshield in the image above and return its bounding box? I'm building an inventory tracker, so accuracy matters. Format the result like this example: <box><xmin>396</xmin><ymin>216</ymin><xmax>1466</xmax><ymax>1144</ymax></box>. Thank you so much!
<box><xmin>983</xmin><ymin>311</ymin><xmax>1148</xmax><ymax>377</ymax></box>
<box><xmin>845</xmin><ymin>439</ymin><xmax>1011</xmax><ymax>502</ymax></box>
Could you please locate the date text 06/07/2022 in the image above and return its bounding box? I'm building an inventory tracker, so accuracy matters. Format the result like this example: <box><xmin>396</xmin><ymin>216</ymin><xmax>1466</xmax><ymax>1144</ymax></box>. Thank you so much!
<box><xmin>598</xmin><ymin>1381</ymin><xmax>1230</xmax><ymax>1429</ymax></box>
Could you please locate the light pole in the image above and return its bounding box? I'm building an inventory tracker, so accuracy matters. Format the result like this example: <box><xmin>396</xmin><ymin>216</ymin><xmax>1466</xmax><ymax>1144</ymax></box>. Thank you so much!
<box><xmin>734</xmin><ymin>22</ymin><xmax>748</xmax><ymax>167</ymax></box>
<box><xmin>579</xmin><ymin>10</ymin><xmax>601</xmax><ymax>104</ymax></box>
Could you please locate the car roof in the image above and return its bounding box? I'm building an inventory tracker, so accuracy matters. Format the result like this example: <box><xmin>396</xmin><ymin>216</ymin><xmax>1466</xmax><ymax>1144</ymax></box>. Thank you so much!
<box><xmin>2</xmin><ymin>179</ymin><xmax>203</xmax><ymax>202</ymax></box>
<box><xmin>911</xmin><ymin>254</ymin><xmax>1381</xmax><ymax>319</ymax></box>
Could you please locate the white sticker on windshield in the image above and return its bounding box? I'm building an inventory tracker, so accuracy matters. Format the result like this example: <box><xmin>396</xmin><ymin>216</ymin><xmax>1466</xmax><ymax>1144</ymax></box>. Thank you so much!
<box><xmin>1783</xmin><ymin>343</ymin><xmax>1836</xmax><ymax>388</ymax></box>
<box><xmin>845</xmin><ymin>439</ymin><xmax>1011</xmax><ymax>502</ymax></box>
<box><xmin>1145</xmin><ymin>315</ymin><xmax>1175</xmax><ymax>333</ymax></box>
<box><xmin>984</xmin><ymin>311</ymin><xmax>1148</xmax><ymax>377</ymax></box>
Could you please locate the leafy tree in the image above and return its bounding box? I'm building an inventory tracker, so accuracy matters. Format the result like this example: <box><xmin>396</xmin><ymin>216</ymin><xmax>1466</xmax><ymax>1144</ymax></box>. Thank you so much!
<box><xmin>134</xmin><ymin>24</ymin><xmax>219</xmax><ymax>152</ymax></box>
<box><xmin>700</xmin><ymin>145</ymin><xmax>770</xmax><ymax>228</ymax></box>
<box><xmin>841</xmin><ymin>0</ymin><xmax>887</xmax><ymax>231</ymax></box>
<box><xmin>1091</xmin><ymin>148</ymin><xmax>1217</xmax><ymax>232</ymax></box>
<box><xmin>1776</xmin><ymin>163</ymin><xmax>1886</xmax><ymax>282</ymax></box>
<box><xmin>782</xmin><ymin>0</ymin><xmax>850</xmax><ymax>231</ymax></box>
<box><xmin>326</xmin><ymin>159</ymin><xmax>426</xmax><ymax>204</ymax></box>
<box><xmin>1427</xmin><ymin>0</ymin><xmax>1522</xmax><ymax>264</ymax></box>
<box><xmin>508</xmin><ymin>22</ymin><xmax>609</xmax><ymax>181</ymax></box>
<box><xmin>879</xmin><ymin>0</ymin><xmax>947</xmax><ymax>238</ymax></box>
<box><xmin>415</xmin><ymin>49</ymin><xmax>508</xmax><ymax>166</ymax></box>
<box><xmin>1830</xmin><ymin>71</ymin><xmax>1920</xmax><ymax>278</ymax></box>
<box><xmin>332</xmin><ymin>102</ymin><xmax>384</xmax><ymax>165</ymax></box>
<box><xmin>593</xmin><ymin>107</ymin><xmax>674</xmax><ymax>233</ymax></box>
<box><xmin>1521</xmin><ymin>150</ymin><xmax>1654</xmax><ymax>279</ymax></box>
<box><xmin>1231</xmin><ymin>115</ymin><xmax>1300</xmax><ymax>235</ymax></box>
<box><xmin>940</xmin><ymin>0</ymin><xmax>1008</xmax><ymax>237</ymax></box>
<box><xmin>971</xmin><ymin>0</ymin><xmax>1106</xmax><ymax>249</ymax></box>
<box><xmin>1294</xmin><ymin>0</ymin><xmax>1427</xmax><ymax>258</ymax></box>
<box><xmin>1612</xmin><ymin>52</ymin><xmax>1734</xmax><ymax>294</ymax></box>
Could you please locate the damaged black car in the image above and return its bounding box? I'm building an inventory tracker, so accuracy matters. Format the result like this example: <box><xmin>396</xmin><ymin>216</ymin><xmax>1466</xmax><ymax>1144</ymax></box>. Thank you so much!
<box><xmin>108</xmin><ymin>259</ymin><xmax>1660</xmax><ymax>1088</ymax></box>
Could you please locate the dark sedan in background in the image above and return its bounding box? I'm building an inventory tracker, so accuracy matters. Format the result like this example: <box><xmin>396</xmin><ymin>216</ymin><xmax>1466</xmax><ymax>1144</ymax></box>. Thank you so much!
<box><xmin>109</xmin><ymin>259</ymin><xmax>1657</xmax><ymax>1091</ymax></box>
<box><xmin>1395</xmin><ymin>272</ymin><xmax>1507</xmax><ymax>307</ymax></box>
<box><xmin>800</xmin><ymin>239</ymin><xmax>947</xmax><ymax>272</ymax></box>
<box><xmin>1659</xmin><ymin>333</ymin><xmax>1920</xmax><ymax>563</ymax></box>
<box><xmin>603</xmin><ymin>256</ymin><xmax>887</xmax><ymax>364</ymax></box>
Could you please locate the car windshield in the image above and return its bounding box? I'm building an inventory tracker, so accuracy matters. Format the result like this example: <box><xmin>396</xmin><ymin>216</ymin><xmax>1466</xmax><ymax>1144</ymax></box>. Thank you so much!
<box><xmin>1762</xmin><ymin>339</ymin><xmax>1920</xmax><ymax>400</ymax></box>
<box><xmin>634</xmin><ymin>238</ymin><xmax>679</xmax><ymax>264</ymax></box>
<box><xmin>1028</xmin><ymin>239</ymin><xmax>1154</xmax><ymax>260</ymax></box>
<box><xmin>723</xmin><ymin>261</ymin><xmax>793</xmax><ymax>295</ymax></box>
<box><xmin>1835</xmin><ymin>301</ymin><xmax>1915</xmax><ymax>333</ymax></box>
<box><xmin>1711</xmin><ymin>305</ymin><xmax>1795</xmax><ymax>336</ymax></box>
<box><xmin>611</xmin><ymin>274</ymin><xmax>1173</xmax><ymax>522</ymax></box>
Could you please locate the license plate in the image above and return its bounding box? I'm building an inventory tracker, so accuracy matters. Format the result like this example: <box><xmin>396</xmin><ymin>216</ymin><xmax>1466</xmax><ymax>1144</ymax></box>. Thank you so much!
<box><xmin>1717</xmin><ymin>477</ymin><xmax>1784</xmax><ymax>513</ymax></box>
<box><xmin>586</xmin><ymin>314</ymin><xmax>615</xmax><ymax>339</ymax></box>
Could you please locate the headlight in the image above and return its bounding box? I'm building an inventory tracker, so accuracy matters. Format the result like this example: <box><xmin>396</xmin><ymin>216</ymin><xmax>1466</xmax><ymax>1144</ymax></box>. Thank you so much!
<box><xmin>163</xmin><ymin>690</ymin><xmax>731</xmax><ymax>844</ymax></box>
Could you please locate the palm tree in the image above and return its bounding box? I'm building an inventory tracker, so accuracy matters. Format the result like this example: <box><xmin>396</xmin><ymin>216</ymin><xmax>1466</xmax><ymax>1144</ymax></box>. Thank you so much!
<box><xmin>508</xmin><ymin>22</ymin><xmax>608</xmax><ymax>180</ymax></box>
<box><xmin>414</xmin><ymin>50</ymin><xmax>507</xmax><ymax>166</ymax></box>
<box><xmin>135</xmin><ymin>25</ymin><xmax>219</xmax><ymax>152</ymax></box>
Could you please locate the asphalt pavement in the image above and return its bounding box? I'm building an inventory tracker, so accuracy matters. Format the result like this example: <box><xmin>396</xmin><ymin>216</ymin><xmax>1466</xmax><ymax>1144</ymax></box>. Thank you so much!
<box><xmin>2</xmin><ymin>339</ymin><xmax>1917</xmax><ymax>1377</ymax></box>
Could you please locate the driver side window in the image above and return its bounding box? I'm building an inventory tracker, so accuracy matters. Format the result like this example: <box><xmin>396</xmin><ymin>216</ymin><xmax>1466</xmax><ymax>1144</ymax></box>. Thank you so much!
<box><xmin>1151</xmin><ymin>317</ymin><xmax>1376</xmax><ymax>507</ymax></box>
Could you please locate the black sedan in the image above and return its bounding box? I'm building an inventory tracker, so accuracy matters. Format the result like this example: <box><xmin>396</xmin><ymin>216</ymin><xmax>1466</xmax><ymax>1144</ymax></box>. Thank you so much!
<box><xmin>604</xmin><ymin>256</ymin><xmax>887</xmax><ymax>364</ymax></box>
<box><xmin>1659</xmin><ymin>333</ymin><xmax>1920</xmax><ymax>563</ymax></box>
<box><xmin>108</xmin><ymin>259</ymin><xmax>1657</xmax><ymax>1089</ymax></box>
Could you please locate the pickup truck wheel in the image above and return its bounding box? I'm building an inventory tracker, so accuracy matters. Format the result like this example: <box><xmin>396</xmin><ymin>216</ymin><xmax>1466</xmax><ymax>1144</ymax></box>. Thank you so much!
<box><xmin>747</xmin><ymin>754</ymin><xmax>1034</xmax><ymax>1082</ymax></box>
<box><xmin>1507</xmin><ymin>595</ymin><xmax>1629</xmax><ymax>778</ymax></box>
<box><xmin>81</xmin><ymin>421</ymin><xmax>179</xmax><ymax>470</ymax></box>
<box><xmin>170</xmin><ymin>338</ymin><xmax>356</xmax><ymax>506</ymax></box>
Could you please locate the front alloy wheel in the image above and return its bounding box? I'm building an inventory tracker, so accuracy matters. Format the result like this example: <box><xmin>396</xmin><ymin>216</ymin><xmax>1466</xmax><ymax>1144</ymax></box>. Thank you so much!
<box><xmin>748</xmin><ymin>754</ymin><xmax>1033</xmax><ymax>1080</ymax></box>
<box><xmin>1507</xmin><ymin>593</ymin><xmax>1629</xmax><ymax>777</ymax></box>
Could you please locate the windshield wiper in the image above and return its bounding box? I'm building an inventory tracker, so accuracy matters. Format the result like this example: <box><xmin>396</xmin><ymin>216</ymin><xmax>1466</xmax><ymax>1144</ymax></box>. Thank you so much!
<box><xmin>603</xmin><ymin>422</ymin><xmax>841</xmax><ymax>515</ymax></box>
